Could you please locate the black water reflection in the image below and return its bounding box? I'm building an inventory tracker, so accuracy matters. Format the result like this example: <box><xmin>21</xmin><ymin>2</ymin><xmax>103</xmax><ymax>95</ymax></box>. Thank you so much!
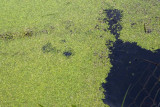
<box><xmin>102</xmin><ymin>9</ymin><xmax>160</xmax><ymax>107</ymax></box>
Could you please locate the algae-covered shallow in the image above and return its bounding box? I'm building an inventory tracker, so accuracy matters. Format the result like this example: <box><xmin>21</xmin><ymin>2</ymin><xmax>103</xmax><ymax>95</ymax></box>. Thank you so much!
<box><xmin>0</xmin><ymin>0</ymin><xmax>110</xmax><ymax>106</ymax></box>
<box><xmin>0</xmin><ymin>0</ymin><xmax>160</xmax><ymax>107</ymax></box>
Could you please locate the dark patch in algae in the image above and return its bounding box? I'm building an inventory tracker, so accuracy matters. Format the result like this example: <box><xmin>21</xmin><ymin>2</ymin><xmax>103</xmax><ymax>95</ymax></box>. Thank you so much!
<box><xmin>102</xmin><ymin>9</ymin><xmax>160</xmax><ymax>107</ymax></box>
<box><xmin>42</xmin><ymin>42</ymin><xmax>56</xmax><ymax>53</ymax></box>
<box><xmin>63</xmin><ymin>52</ymin><xmax>72</xmax><ymax>57</ymax></box>
<box><xmin>63</xmin><ymin>48</ymin><xmax>74</xmax><ymax>57</ymax></box>
<box><xmin>103</xmin><ymin>9</ymin><xmax>123</xmax><ymax>39</ymax></box>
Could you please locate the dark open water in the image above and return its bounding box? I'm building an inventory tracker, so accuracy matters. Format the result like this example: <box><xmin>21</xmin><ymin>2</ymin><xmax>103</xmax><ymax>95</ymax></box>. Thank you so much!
<box><xmin>102</xmin><ymin>9</ymin><xmax>160</xmax><ymax>107</ymax></box>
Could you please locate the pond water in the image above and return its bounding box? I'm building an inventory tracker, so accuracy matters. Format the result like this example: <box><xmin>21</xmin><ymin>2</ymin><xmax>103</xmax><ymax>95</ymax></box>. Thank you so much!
<box><xmin>102</xmin><ymin>9</ymin><xmax>160</xmax><ymax>107</ymax></box>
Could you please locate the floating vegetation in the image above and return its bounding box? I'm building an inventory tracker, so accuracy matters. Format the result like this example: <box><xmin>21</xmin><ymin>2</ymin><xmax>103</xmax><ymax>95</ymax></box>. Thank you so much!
<box><xmin>102</xmin><ymin>9</ymin><xmax>160</xmax><ymax>107</ymax></box>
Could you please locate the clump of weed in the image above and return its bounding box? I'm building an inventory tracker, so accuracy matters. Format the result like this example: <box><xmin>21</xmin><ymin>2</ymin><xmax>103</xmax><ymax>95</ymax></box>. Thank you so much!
<box><xmin>0</xmin><ymin>28</ymin><xmax>34</xmax><ymax>40</ymax></box>
<box><xmin>0</xmin><ymin>33</ymin><xmax>14</xmax><ymax>40</ymax></box>
<box><xmin>23</xmin><ymin>28</ymin><xmax>33</xmax><ymax>37</ymax></box>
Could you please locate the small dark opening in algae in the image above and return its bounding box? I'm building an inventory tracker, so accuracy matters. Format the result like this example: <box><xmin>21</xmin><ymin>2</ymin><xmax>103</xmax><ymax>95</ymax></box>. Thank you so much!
<box><xmin>63</xmin><ymin>51</ymin><xmax>72</xmax><ymax>57</ymax></box>
<box><xmin>102</xmin><ymin>9</ymin><xmax>160</xmax><ymax>107</ymax></box>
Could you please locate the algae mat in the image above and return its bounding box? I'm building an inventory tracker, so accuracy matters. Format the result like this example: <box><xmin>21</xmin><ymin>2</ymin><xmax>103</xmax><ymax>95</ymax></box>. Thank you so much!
<box><xmin>0</xmin><ymin>0</ymin><xmax>110</xmax><ymax>106</ymax></box>
<box><xmin>0</xmin><ymin>0</ymin><xmax>160</xmax><ymax>107</ymax></box>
